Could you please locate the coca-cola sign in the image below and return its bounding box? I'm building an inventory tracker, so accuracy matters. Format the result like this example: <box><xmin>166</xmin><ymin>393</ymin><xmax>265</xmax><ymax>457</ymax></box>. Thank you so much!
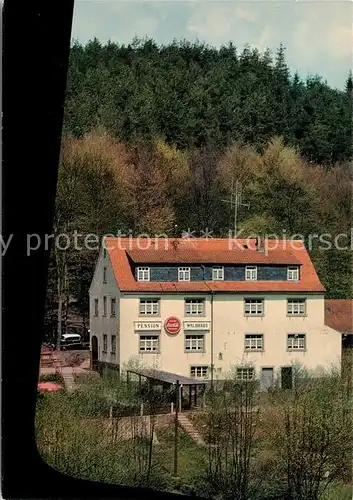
<box><xmin>164</xmin><ymin>316</ymin><xmax>181</xmax><ymax>335</ymax></box>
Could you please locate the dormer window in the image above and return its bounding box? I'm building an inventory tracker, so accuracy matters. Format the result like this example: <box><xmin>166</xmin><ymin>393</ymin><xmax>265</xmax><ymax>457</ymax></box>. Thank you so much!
<box><xmin>137</xmin><ymin>267</ymin><xmax>150</xmax><ymax>281</ymax></box>
<box><xmin>178</xmin><ymin>267</ymin><xmax>190</xmax><ymax>281</ymax></box>
<box><xmin>245</xmin><ymin>265</ymin><xmax>257</xmax><ymax>281</ymax></box>
<box><xmin>287</xmin><ymin>266</ymin><xmax>299</xmax><ymax>281</ymax></box>
<box><xmin>212</xmin><ymin>266</ymin><xmax>224</xmax><ymax>281</ymax></box>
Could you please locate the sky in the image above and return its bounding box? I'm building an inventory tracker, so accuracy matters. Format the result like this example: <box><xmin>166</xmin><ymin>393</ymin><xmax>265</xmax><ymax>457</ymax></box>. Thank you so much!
<box><xmin>72</xmin><ymin>0</ymin><xmax>352</xmax><ymax>90</ymax></box>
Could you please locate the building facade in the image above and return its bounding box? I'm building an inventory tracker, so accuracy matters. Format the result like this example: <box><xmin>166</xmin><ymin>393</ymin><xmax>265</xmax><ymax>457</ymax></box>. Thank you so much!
<box><xmin>89</xmin><ymin>237</ymin><xmax>341</xmax><ymax>388</ymax></box>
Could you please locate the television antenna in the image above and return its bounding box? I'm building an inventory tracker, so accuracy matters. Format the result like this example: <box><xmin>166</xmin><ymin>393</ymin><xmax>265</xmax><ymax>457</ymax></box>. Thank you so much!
<box><xmin>222</xmin><ymin>178</ymin><xmax>250</xmax><ymax>238</ymax></box>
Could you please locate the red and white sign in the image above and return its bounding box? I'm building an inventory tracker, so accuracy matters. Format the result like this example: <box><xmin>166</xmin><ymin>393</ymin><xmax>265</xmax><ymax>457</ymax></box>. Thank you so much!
<box><xmin>164</xmin><ymin>316</ymin><xmax>181</xmax><ymax>335</ymax></box>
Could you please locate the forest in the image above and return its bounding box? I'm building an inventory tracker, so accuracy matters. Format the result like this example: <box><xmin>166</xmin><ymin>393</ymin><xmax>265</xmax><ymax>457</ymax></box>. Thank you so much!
<box><xmin>45</xmin><ymin>38</ymin><xmax>352</xmax><ymax>341</ymax></box>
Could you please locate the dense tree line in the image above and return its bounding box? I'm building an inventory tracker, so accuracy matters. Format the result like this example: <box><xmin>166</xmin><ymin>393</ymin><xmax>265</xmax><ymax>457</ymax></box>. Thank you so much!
<box><xmin>64</xmin><ymin>38</ymin><xmax>352</xmax><ymax>166</ymax></box>
<box><xmin>45</xmin><ymin>129</ymin><xmax>352</xmax><ymax>341</ymax></box>
<box><xmin>44</xmin><ymin>38</ymin><xmax>352</xmax><ymax>340</ymax></box>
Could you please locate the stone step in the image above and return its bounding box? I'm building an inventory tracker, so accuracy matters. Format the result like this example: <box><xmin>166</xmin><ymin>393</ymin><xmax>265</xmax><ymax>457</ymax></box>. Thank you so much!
<box><xmin>178</xmin><ymin>415</ymin><xmax>204</xmax><ymax>445</ymax></box>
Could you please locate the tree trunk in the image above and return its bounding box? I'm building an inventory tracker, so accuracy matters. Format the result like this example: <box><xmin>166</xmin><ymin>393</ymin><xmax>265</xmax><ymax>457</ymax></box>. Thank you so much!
<box><xmin>63</xmin><ymin>261</ymin><xmax>69</xmax><ymax>336</ymax></box>
<box><xmin>55</xmin><ymin>245</ymin><xmax>66</xmax><ymax>353</ymax></box>
<box><xmin>56</xmin><ymin>269</ymin><xmax>62</xmax><ymax>352</ymax></box>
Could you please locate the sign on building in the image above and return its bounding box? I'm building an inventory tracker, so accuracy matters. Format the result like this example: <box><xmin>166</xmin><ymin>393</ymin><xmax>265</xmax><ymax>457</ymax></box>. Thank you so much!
<box><xmin>184</xmin><ymin>321</ymin><xmax>210</xmax><ymax>331</ymax></box>
<box><xmin>134</xmin><ymin>321</ymin><xmax>162</xmax><ymax>331</ymax></box>
<box><xmin>164</xmin><ymin>317</ymin><xmax>181</xmax><ymax>335</ymax></box>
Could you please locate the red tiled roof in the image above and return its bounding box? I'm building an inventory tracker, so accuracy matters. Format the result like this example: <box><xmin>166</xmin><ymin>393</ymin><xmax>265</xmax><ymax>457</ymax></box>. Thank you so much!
<box><xmin>127</xmin><ymin>248</ymin><xmax>301</xmax><ymax>265</ymax></box>
<box><xmin>325</xmin><ymin>300</ymin><xmax>353</xmax><ymax>333</ymax></box>
<box><xmin>106</xmin><ymin>238</ymin><xmax>325</xmax><ymax>293</ymax></box>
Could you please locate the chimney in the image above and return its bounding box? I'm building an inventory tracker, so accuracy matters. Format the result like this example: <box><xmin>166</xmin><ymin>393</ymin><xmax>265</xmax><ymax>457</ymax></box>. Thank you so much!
<box><xmin>172</xmin><ymin>239</ymin><xmax>180</xmax><ymax>251</ymax></box>
<box><xmin>256</xmin><ymin>235</ymin><xmax>266</xmax><ymax>253</ymax></box>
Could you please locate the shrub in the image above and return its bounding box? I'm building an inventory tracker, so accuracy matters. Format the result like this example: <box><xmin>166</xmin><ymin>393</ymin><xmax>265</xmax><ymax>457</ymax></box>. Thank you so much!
<box><xmin>271</xmin><ymin>371</ymin><xmax>352</xmax><ymax>500</ymax></box>
<box><xmin>39</xmin><ymin>372</ymin><xmax>65</xmax><ymax>385</ymax></box>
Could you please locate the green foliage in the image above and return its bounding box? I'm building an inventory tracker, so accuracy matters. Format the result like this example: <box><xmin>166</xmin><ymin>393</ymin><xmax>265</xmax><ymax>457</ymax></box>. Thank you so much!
<box><xmin>39</xmin><ymin>372</ymin><xmax>65</xmax><ymax>385</ymax></box>
<box><xmin>36</xmin><ymin>369</ymin><xmax>351</xmax><ymax>499</ymax></box>
<box><xmin>35</xmin><ymin>375</ymin><xmax>171</xmax><ymax>490</ymax></box>
<box><xmin>43</xmin><ymin>38</ymin><xmax>352</xmax><ymax>342</ymax></box>
<box><xmin>64</xmin><ymin>38</ymin><xmax>351</xmax><ymax>166</ymax></box>
<box><xmin>267</xmin><ymin>370</ymin><xmax>353</xmax><ymax>500</ymax></box>
<box><xmin>68</xmin><ymin>372</ymin><xmax>140</xmax><ymax>418</ymax></box>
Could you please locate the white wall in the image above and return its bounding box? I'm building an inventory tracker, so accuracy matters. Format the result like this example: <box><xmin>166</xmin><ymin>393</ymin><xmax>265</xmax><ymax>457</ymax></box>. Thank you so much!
<box><xmin>89</xmin><ymin>248</ymin><xmax>120</xmax><ymax>364</ymax></box>
<box><xmin>118</xmin><ymin>292</ymin><xmax>341</xmax><ymax>378</ymax></box>
<box><xmin>212</xmin><ymin>293</ymin><xmax>341</xmax><ymax>379</ymax></box>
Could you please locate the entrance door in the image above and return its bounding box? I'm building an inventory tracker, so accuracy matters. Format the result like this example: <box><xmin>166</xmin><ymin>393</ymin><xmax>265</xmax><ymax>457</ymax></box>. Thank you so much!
<box><xmin>260</xmin><ymin>368</ymin><xmax>274</xmax><ymax>391</ymax></box>
<box><xmin>281</xmin><ymin>366</ymin><xmax>293</xmax><ymax>390</ymax></box>
<box><xmin>91</xmin><ymin>335</ymin><xmax>98</xmax><ymax>370</ymax></box>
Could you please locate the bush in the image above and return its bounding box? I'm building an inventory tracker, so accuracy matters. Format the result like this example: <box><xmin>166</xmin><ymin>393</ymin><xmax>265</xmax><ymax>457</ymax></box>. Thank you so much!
<box><xmin>35</xmin><ymin>387</ymin><xmax>170</xmax><ymax>491</ymax></box>
<box><xmin>66</xmin><ymin>372</ymin><xmax>142</xmax><ymax>418</ymax></box>
<box><xmin>36</xmin><ymin>366</ymin><xmax>350</xmax><ymax>499</ymax></box>
<box><xmin>39</xmin><ymin>372</ymin><xmax>65</xmax><ymax>385</ymax></box>
<box><xmin>270</xmin><ymin>372</ymin><xmax>352</xmax><ymax>500</ymax></box>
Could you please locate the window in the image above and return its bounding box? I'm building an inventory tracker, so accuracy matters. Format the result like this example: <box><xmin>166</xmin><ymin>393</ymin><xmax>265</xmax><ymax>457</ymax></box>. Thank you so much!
<box><xmin>103</xmin><ymin>334</ymin><xmax>108</xmax><ymax>352</ymax></box>
<box><xmin>178</xmin><ymin>267</ymin><xmax>190</xmax><ymax>281</ymax></box>
<box><xmin>94</xmin><ymin>299</ymin><xmax>99</xmax><ymax>316</ymax></box>
<box><xmin>185</xmin><ymin>335</ymin><xmax>204</xmax><ymax>352</ymax></box>
<box><xmin>185</xmin><ymin>299</ymin><xmax>204</xmax><ymax>315</ymax></box>
<box><xmin>139</xmin><ymin>335</ymin><xmax>159</xmax><ymax>352</ymax></box>
<box><xmin>111</xmin><ymin>335</ymin><xmax>116</xmax><ymax>354</ymax></box>
<box><xmin>212</xmin><ymin>266</ymin><xmax>224</xmax><ymax>280</ymax></box>
<box><xmin>287</xmin><ymin>266</ymin><xmax>299</xmax><ymax>281</ymax></box>
<box><xmin>245</xmin><ymin>334</ymin><xmax>264</xmax><ymax>350</ymax></box>
<box><xmin>190</xmin><ymin>366</ymin><xmax>208</xmax><ymax>379</ymax></box>
<box><xmin>287</xmin><ymin>334</ymin><xmax>306</xmax><ymax>350</ymax></box>
<box><xmin>111</xmin><ymin>298</ymin><xmax>116</xmax><ymax>316</ymax></box>
<box><xmin>236</xmin><ymin>367</ymin><xmax>254</xmax><ymax>381</ymax></box>
<box><xmin>137</xmin><ymin>267</ymin><xmax>150</xmax><ymax>281</ymax></box>
<box><xmin>287</xmin><ymin>299</ymin><xmax>306</xmax><ymax>315</ymax></box>
<box><xmin>103</xmin><ymin>266</ymin><xmax>107</xmax><ymax>283</ymax></box>
<box><xmin>139</xmin><ymin>299</ymin><xmax>160</xmax><ymax>315</ymax></box>
<box><xmin>245</xmin><ymin>266</ymin><xmax>257</xmax><ymax>281</ymax></box>
<box><xmin>103</xmin><ymin>296</ymin><xmax>107</xmax><ymax>316</ymax></box>
<box><xmin>103</xmin><ymin>248</ymin><xmax>107</xmax><ymax>259</ymax></box>
<box><xmin>244</xmin><ymin>299</ymin><xmax>264</xmax><ymax>315</ymax></box>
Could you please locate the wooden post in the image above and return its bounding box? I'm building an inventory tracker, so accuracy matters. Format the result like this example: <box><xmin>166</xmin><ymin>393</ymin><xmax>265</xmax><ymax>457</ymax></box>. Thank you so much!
<box><xmin>140</xmin><ymin>403</ymin><xmax>144</xmax><ymax>416</ymax></box>
<box><xmin>173</xmin><ymin>380</ymin><xmax>180</xmax><ymax>477</ymax></box>
<box><xmin>171</xmin><ymin>402</ymin><xmax>174</xmax><ymax>413</ymax></box>
<box><xmin>179</xmin><ymin>385</ymin><xmax>183</xmax><ymax>413</ymax></box>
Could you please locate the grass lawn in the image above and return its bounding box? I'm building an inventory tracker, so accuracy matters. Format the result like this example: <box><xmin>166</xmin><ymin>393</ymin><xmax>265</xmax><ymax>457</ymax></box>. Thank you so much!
<box><xmin>157</xmin><ymin>424</ymin><xmax>207</xmax><ymax>481</ymax></box>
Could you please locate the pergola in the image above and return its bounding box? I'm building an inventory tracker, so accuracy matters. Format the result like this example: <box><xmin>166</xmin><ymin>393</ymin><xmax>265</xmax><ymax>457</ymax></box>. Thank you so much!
<box><xmin>126</xmin><ymin>368</ymin><xmax>208</xmax><ymax>411</ymax></box>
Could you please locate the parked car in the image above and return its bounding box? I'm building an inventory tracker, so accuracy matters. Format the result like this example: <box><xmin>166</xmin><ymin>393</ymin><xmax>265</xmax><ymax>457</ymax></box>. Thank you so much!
<box><xmin>60</xmin><ymin>333</ymin><xmax>82</xmax><ymax>349</ymax></box>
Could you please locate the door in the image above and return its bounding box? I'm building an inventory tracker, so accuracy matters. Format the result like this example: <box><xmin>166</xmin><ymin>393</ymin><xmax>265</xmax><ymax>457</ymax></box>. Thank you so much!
<box><xmin>260</xmin><ymin>367</ymin><xmax>274</xmax><ymax>391</ymax></box>
<box><xmin>91</xmin><ymin>335</ymin><xmax>98</xmax><ymax>370</ymax></box>
<box><xmin>281</xmin><ymin>366</ymin><xmax>293</xmax><ymax>390</ymax></box>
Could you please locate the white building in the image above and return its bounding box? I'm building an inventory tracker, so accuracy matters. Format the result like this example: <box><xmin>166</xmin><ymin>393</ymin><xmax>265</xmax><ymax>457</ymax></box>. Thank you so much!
<box><xmin>89</xmin><ymin>237</ymin><xmax>341</xmax><ymax>389</ymax></box>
